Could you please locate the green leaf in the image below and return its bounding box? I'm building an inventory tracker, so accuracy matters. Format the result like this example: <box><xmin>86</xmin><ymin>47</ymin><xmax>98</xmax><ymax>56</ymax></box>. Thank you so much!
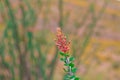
<box><xmin>70</xmin><ymin>75</ymin><xmax>75</xmax><ymax>79</ymax></box>
<box><xmin>64</xmin><ymin>74</ymin><xmax>70</xmax><ymax>79</ymax></box>
<box><xmin>65</xmin><ymin>54</ymin><xmax>69</xmax><ymax>57</ymax></box>
<box><xmin>63</xmin><ymin>68</ymin><xmax>68</xmax><ymax>72</ymax></box>
<box><xmin>59</xmin><ymin>52</ymin><xmax>65</xmax><ymax>56</ymax></box>
<box><xmin>74</xmin><ymin>77</ymin><xmax>80</xmax><ymax>80</ymax></box>
<box><xmin>64</xmin><ymin>63</ymin><xmax>69</xmax><ymax>66</ymax></box>
<box><xmin>72</xmin><ymin>68</ymin><xmax>77</xmax><ymax>73</ymax></box>
<box><xmin>69</xmin><ymin>63</ymin><xmax>74</xmax><ymax>68</ymax></box>
<box><xmin>60</xmin><ymin>58</ymin><xmax>65</xmax><ymax>61</ymax></box>
<box><xmin>69</xmin><ymin>56</ymin><xmax>75</xmax><ymax>62</ymax></box>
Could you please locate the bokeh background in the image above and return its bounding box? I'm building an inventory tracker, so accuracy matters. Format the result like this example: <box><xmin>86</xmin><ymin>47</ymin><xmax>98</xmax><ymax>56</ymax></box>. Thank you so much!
<box><xmin>0</xmin><ymin>0</ymin><xmax>120</xmax><ymax>80</ymax></box>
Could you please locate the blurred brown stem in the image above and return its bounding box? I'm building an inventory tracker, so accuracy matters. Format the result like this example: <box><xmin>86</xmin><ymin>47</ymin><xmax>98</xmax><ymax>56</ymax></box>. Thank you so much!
<box><xmin>59</xmin><ymin>0</ymin><xmax>64</xmax><ymax>28</ymax></box>
<box><xmin>19</xmin><ymin>1</ymin><xmax>31</xmax><ymax>80</ymax></box>
<box><xmin>48</xmin><ymin>48</ymin><xmax>58</xmax><ymax>80</ymax></box>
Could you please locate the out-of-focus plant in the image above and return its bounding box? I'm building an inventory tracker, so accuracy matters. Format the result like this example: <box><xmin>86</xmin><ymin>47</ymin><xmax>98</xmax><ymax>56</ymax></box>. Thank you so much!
<box><xmin>55</xmin><ymin>28</ymin><xmax>80</xmax><ymax>80</ymax></box>
<box><xmin>0</xmin><ymin>0</ymin><xmax>111</xmax><ymax>80</ymax></box>
<box><xmin>59</xmin><ymin>0</ymin><xmax>64</xmax><ymax>28</ymax></box>
<box><xmin>72</xmin><ymin>0</ymin><xmax>109</xmax><ymax>67</ymax></box>
<box><xmin>1</xmin><ymin>0</ymin><xmax>37</xmax><ymax>80</ymax></box>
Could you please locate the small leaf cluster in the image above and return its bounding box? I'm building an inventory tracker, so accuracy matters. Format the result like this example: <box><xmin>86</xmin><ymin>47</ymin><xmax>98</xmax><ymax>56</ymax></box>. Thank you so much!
<box><xmin>59</xmin><ymin>52</ymin><xmax>80</xmax><ymax>80</ymax></box>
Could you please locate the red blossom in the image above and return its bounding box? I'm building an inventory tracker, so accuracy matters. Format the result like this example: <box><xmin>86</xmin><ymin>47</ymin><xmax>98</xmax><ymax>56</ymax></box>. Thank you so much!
<box><xmin>55</xmin><ymin>28</ymin><xmax>70</xmax><ymax>53</ymax></box>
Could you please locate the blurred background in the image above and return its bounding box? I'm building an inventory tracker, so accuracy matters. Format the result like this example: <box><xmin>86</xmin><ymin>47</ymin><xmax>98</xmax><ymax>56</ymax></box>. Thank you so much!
<box><xmin>0</xmin><ymin>0</ymin><xmax>120</xmax><ymax>80</ymax></box>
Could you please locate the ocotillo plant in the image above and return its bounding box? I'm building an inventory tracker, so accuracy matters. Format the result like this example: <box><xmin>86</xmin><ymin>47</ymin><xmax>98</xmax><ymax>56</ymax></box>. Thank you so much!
<box><xmin>55</xmin><ymin>28</ymin><xmax>80</xmax><ymax>80</ymax></box>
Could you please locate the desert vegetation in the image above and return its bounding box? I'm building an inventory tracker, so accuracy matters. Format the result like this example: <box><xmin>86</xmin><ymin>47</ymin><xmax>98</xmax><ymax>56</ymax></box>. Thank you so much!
<box><xmin>0</xmin><ymin>0</ymin><xmax>120</xmax><ymax>80</ymax></box>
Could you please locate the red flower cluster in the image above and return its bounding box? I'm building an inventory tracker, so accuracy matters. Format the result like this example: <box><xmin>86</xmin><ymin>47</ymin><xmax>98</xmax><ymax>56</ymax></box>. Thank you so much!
<box><xmin>55</xmin><ymin>28</ymin><xmax>70</xmax><ymax>53</ymax></box>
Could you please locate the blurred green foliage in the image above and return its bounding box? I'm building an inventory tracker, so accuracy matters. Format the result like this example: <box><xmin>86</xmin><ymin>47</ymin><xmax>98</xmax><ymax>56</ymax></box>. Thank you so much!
<box><xmin>0</xmin><ymin>0</ymin><xmax>120</xmax><ymax>80</ymax></box>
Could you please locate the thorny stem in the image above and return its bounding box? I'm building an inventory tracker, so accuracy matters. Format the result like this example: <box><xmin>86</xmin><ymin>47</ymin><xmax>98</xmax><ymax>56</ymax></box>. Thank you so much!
<box><xmin>60</xmin><ymin>54</ymin><xmax>80</xmax><ymax>80</ymax></box>
<box><xmin>65</xmin><ymin>57</ymin><xmax>73</xmax><ymax>76</ymax></box>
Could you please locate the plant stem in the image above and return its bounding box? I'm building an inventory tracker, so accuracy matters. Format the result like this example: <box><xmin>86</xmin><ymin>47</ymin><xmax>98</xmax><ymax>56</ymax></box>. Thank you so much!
<box><xmin>65</xmin><ymin>57</ymin><xmax>73</xmax><ymax>76</ymax></box>
<box><xmin>59</xmin><ymin>0</ymin><xmax>64</xmax><ymax>28</ymax></box>
<box><xmin>49</xmin><ymin>48</ymin><xmax>58</xmax><ymax>80</ymax></box>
